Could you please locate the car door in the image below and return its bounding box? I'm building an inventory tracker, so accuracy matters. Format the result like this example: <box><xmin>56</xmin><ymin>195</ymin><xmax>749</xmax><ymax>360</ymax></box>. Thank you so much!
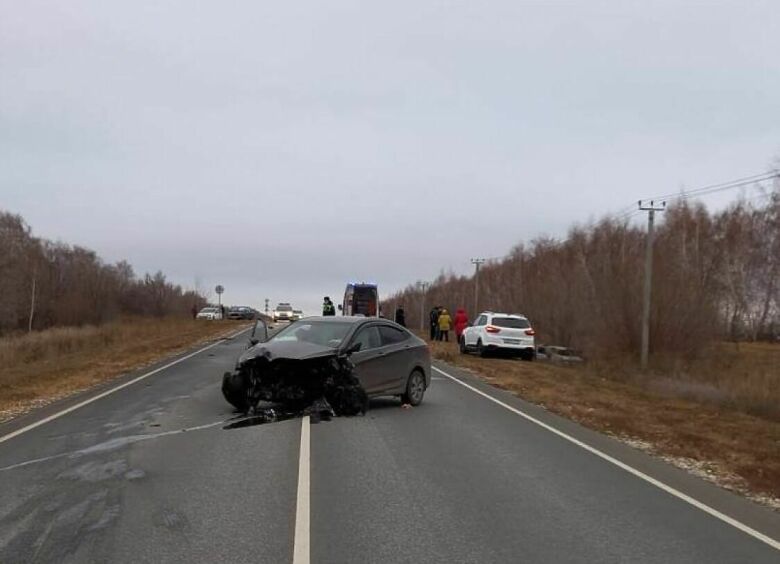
<box><xmin>376</xmin><ymin>324</ymin><xmax>413</xmax><ymax>393</ymax></box>
<box><xmin>346</xmin><ymin>325</ymin><xmax>386</xmax><ymax>394</ymax></box>
<box><xmin>465</xmin><ymin>315</ymin><xmax>487</xmax><ymax>346</ymax></box>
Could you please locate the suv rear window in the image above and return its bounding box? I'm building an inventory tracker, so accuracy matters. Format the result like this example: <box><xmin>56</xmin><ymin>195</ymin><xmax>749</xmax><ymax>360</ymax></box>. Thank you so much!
<box><xmin>491</xmin><ymin>317</ymin><xmax>530</xmax><ymax>329</ymax></box>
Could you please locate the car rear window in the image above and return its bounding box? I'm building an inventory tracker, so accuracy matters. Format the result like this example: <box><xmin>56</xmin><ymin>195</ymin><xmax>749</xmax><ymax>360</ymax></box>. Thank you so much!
<box><xmin>491</xmin><ymin>317</ymin><xmax>530</xmax><ymax>329</ymax></box>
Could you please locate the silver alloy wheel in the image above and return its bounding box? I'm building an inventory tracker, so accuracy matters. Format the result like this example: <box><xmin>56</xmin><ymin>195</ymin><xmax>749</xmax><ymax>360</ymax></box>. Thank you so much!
<box><xmin>408</xmin><ymin>372</ymin><xmax>425</xmax><ymax>405</ymax></box>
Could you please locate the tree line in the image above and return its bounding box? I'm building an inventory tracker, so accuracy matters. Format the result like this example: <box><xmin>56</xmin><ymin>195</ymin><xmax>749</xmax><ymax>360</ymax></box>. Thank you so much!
<box><xmin>0</xmin><ymin>210</ymin><xmax>207</xmax><ymax>336</ymax></box>
<box><xmin>384</xmin><ymin>189</ymin><xmax>779</xmax><ymax>358</ymax></box>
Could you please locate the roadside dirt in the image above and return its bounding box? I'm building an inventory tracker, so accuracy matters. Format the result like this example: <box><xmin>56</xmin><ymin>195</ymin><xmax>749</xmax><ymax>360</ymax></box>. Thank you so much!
<box><xmin>430</xmin><ymin>341</ymin><xmax>780</xmax><ymax>510</ymax></box>
<box><xmin>0</xmin><ymin>318</ymin><xmax>249</xmax><ymax>424</ymax></box>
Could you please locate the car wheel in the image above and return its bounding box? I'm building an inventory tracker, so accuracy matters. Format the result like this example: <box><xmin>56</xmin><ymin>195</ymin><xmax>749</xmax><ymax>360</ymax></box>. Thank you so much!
<box><xmin>477</xmin><ymin>339</ymin><xmax>488</xmax><ymax>358</ymax></box>
<box><xmin>401</xmin><ymin>370</ymin><xmax>426</xmax><ymax>406</ymax></box>
<box><xmin>222</xmin><ymin>371</ymin><xmax>250</xmax><ymax>412</ymax></box>
<box><xmin>459</xmin><ymin>337</ymin><xmax>467</xmax><ymax>354</ymax></box>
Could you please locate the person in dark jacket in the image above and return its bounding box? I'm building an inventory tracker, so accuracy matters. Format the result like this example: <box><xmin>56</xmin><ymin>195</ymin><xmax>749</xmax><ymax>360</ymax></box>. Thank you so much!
<box><xmin>322</xmin><ymin>297</ymin><xmax>336</xmax><ymax>316</ymax></box>
<box><xmin>395</xmin><ymin>305</ymin><xmax>406</xmax><ymax>327</ymax></box>
<box><xmin>429</xmin><ymin>306</ymin><xmax>440</xmax><ymax>340</ymax></box>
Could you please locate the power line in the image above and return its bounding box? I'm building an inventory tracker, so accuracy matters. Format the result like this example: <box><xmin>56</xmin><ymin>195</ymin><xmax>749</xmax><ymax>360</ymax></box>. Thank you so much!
<box><xmin>643</xmin><ymin>171</ymin><xmax>778</xmax><ymax>203</ymax></box>
<box><xmin>462</xmin><ymin>171</ymin><xmax>777</xmax><ymax>279</ymax></box>
<box><xmin>673</xmin><ymin>178</ymin><xmax>777</xmax><ymax>204</ymax></box>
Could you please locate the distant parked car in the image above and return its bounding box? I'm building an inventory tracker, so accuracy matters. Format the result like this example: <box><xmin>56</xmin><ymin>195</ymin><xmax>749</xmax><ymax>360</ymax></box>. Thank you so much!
<box><xmin>227</xmin><ymin>306</ymin><xmax>255</xmax><ymax>320</ymax></box>
<box><xmin>536</xmin><ymin>345</ymin><xmax>583</xmax><ymax>364</ymax></box>
<box><xmin>273</xmin><ymin>303</ymin><xmax>294</xmax><ymax>323</ymax></box>
<box><xmin>460</xmin><ymin>312</ymin><xmax>536</xmax><ymax>360</ymax></box>
<box><xmin>196</xmin><ymin>307</ymin><xmax>223</xmax><ymax>320</ymax></box>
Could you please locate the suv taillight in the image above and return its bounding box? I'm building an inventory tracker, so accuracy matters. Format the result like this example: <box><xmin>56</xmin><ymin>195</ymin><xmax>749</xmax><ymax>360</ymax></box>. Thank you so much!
<box><xmin>485</xmin><ymin>325</ymin><xmax>501</xmax><ymax>333</ymax></box>
<box><xmin>525</xmin><ymin>329</ymin><xmax>536</xmax><ymax>336</ymax></box>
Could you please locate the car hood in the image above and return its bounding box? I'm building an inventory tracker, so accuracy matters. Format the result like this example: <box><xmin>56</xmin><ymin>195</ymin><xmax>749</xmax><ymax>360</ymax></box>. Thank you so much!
<box><xmin>237</xmin><ymin>340</ymin><xmax>338</xmax><ymax>365</ymax></box>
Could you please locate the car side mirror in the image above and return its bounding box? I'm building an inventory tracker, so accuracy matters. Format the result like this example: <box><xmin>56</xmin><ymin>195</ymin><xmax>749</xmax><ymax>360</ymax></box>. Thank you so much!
<box><xmin>337</xmin><ymin>304</ymin><xmax>343</xmax><ymax>311</ymax></box>
<box><xmin>249</xmin><ymin>338</ymin><xmax>260</xmax><ymax>346</ymax></box>
<box><xmin>343</xmin><ymin>342</ymin><xmax>362</xmax><ymax>356</ymax></box>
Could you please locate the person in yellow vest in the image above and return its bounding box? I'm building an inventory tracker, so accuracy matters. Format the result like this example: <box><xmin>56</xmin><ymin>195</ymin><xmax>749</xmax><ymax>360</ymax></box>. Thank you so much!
<box><xmin>437</xmin><ymin>308</ymin><xmax>452</xmax><ymax>342</ymax></box>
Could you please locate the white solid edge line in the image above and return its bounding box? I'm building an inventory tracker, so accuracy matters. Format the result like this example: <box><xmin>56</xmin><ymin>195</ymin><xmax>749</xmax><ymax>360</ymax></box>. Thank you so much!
<box><xmin>432</xmin><ymin>365</ymin><xmax>780</xmax><ymax>552</ymax></box>
<box><xmin>0</xmin><ymin>326</ymin><xmax>252</xmax><ymax>446</ymax></box>
<box><xmin>293</xmin><ymin>415</ymin><xmax>311</xmax><ymax>564</ymax></box>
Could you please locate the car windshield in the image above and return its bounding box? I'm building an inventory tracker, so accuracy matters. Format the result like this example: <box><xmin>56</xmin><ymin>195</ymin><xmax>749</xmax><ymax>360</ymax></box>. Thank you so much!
<box><xmin>200</xmin><ymin>308</ymin><xmax>217</xmax><ymax>313</ymax></box>
<box><xmin>491</xmin><ymin>317</ymin><xmax>530</xmax><ymax>329</ymax></box>
<box><xmin>269</xmin><ymin>320</ymin><xmax>353</xmax><ymax>348</ymax></box>
<box><xmin>276</xmin><ymin>305</ymin><xmax>293</xmax><ymax>312</ymax></box>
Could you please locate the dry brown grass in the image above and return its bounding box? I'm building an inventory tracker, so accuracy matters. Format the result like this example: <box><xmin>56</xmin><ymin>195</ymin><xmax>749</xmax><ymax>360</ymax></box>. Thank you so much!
<box><xmin>578</xmin><ymin>342</ymin><xmax>780</xmax><ymax>422</ymax></box>
<box><xmin>0</xmin><ymin>317</ymin><xmax>247</xmax><ymax>423</ymax></box>
<box><xmin>429</xmin><ymin>340</ymin><xmax>780</xmax><ymax>504</ymax></box>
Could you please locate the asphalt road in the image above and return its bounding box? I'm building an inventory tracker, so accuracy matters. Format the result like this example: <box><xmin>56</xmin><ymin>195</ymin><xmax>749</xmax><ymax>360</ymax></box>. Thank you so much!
<box><xmin>1</xmin><ymin>330</ymin><xmax>778</xmax><ymax>563</ymax></box>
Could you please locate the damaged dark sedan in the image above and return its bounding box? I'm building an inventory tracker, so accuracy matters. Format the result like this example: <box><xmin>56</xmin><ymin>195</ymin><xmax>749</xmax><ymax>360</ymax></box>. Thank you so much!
<box><xmin>222</xmin><ymin>316</ymin><xmax>431</xmax><ymax>417</ymax></box>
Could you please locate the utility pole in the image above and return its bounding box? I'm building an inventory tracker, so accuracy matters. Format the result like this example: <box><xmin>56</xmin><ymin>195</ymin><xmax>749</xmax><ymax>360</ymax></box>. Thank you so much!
<box><xmin>639</xmin><ymin>200</ymin><xmax>666</xmax><ymax>370</ymax></box>
<box><xmin>418</xmin><ymin>281</ymin><xmax>429</xmax><ymax>332</ymax></box>
<box><xmin>28</xmin><ymin>269</ymin><xmax>37</xmax><ymax>333</ymax></box>
<box><xmin>471</xmin><ymin>258</ymin><xmax>486</xmax><ymax>315</ymax></box>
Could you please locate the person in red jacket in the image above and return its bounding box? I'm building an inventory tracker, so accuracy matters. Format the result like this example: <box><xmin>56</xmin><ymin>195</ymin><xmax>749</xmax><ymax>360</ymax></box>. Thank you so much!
<box><xmin>454</xmin><ymin>308</ymin><xmax>469</xmax><ymax>342</ymax></box>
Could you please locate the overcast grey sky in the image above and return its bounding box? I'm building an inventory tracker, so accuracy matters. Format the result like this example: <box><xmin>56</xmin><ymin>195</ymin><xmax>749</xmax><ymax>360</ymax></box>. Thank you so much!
<box><xmin>2</xmin><ymin>1</ymin><xmax>779</xmax><ymax>315</ymax></box>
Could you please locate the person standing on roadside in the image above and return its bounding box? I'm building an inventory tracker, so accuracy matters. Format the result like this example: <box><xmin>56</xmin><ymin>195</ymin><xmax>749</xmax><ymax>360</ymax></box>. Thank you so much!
<box><xmin>322</xmin><ymin>296</ymin><xmax>336</xmax><ymax>316</ymax></box>
<box><xmin>429</xmin><ymin>306</ymin><xmax>440</xmax><ymax>340</ymax></box>
<box><xmin>454</xmin><ymin>308</ymin><xmax>469</xmax><ymax>343</ymax></box>
<box><xmin>437</xmin><ymin>308</ymin><xmax>452</xmax><ymax>342</ymax></box>
<box><xmin>395</xmin><ymin>305</ymin><xmax>406</xmax><ymax>327</ymax></box>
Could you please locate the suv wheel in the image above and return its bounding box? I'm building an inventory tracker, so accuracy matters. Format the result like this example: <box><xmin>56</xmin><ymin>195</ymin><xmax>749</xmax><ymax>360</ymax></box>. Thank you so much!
<box><xmin>459</xmin><ymin>337</ymin><xmax>467</xmax><ymax>354</ymax></box>
<box><xmin>477</xmin><ymin>339</ymin><xmax>488</xmax><ymax>358</ymax></box>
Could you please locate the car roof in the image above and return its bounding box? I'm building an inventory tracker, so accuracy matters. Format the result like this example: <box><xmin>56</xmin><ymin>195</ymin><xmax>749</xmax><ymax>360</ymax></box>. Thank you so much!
<box><xmin>297</xmin><ymin>316</ymin><xmax>369</xmax><ymax>323</ymax></box>
<box><xmin>290</xmin><ymin>316</ymin><xmax>405</xmax><ymax>328</ymax></box>
<box><xmin>481</xmin><ymin>312</ymin><xmax>528</xmax><ymax>319</ymax></box>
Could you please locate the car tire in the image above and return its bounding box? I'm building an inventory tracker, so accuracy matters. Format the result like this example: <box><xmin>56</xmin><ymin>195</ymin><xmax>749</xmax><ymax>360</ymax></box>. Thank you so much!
<box><xmin>477</xmin><ymin>339</ymin><xmax>488</xmax><ymax>358</ymax></box>
<box><xmin>459</xmin><ymin>337</ymin><xmax>467</xmax><ymax>354</ymax></box>
<box><xmin>401</xmin><ymin>370</ymin><xmax>426</xmax><ymax>406</ymax></box>
<box><xmin>222</xmin><ymin>371</ymin><xmax>251</xmax><ymax>412</ymax></box>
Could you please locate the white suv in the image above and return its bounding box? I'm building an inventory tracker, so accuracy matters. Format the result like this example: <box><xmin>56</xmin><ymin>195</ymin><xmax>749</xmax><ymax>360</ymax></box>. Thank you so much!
<box><xmin>272</xmin><ymin>303</ymin><xmax>294</xmax><ymax>322</ymax></box>
<box><xmin>196</xmin><ymin>307</ymin><xmax>223</xmax><ymax>320</ymax></box>
<box><xmin>460</xmin><ymin>312</ymin><xmax>536</xmax><ymax>360</ymax></box>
